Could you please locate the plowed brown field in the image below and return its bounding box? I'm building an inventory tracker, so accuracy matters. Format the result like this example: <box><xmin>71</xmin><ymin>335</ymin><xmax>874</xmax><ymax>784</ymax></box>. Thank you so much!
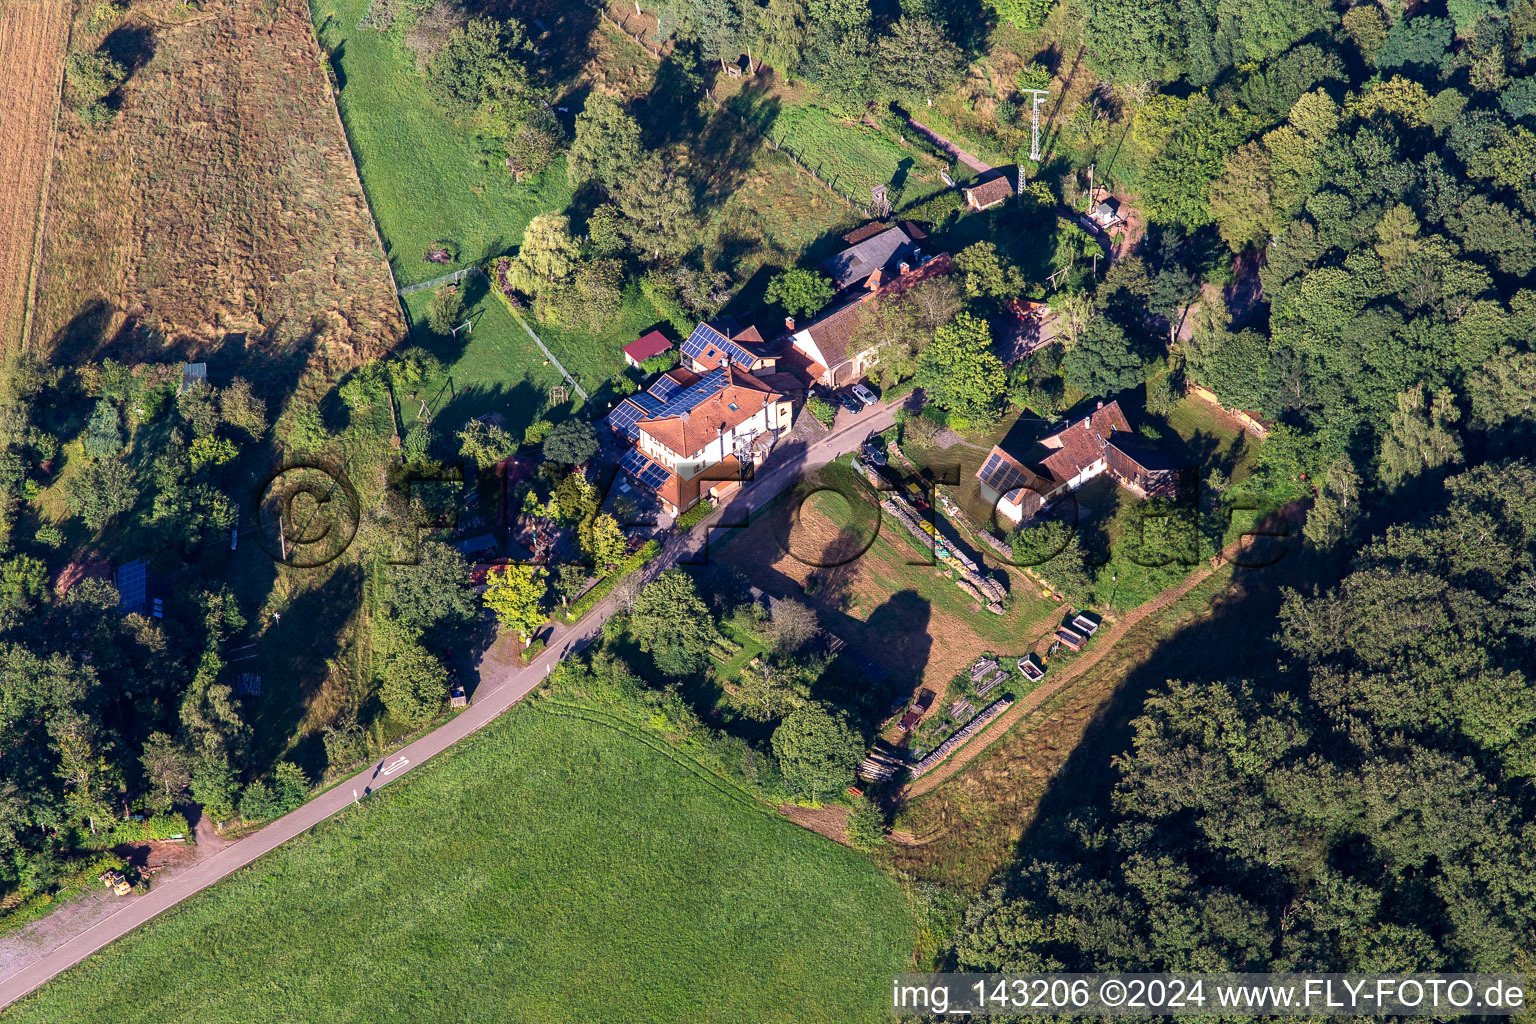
<box><xmin>0</xmin><ymin>1</ymin><xmax>68</xmax><ymax>354</ymax></box>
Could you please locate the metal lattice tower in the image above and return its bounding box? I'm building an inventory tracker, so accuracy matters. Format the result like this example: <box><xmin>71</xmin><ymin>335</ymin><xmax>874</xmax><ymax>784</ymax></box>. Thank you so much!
<box><xmin>1022</xmin><ymin>90</ymin><xmax>1050</xmax><ymax>162</ymax></box>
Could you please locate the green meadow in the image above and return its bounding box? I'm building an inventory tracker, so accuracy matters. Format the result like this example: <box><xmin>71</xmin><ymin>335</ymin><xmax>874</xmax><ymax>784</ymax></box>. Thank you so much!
<box><xmin>9</xmin><ymin>708</ymin><xmax>915</xmax><ymax>1024</ymax></box>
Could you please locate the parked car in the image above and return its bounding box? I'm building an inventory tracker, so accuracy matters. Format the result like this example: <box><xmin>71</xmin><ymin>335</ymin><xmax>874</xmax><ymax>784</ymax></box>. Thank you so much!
<box><xmin>850</xmin><ymin>382</ymin><xmax>879</xmax><ymax>407</ymax></box>
<box><xmin>835</xmin><ymin>390</ymin><xmax>862</xmax><ymax>414</ymax></box>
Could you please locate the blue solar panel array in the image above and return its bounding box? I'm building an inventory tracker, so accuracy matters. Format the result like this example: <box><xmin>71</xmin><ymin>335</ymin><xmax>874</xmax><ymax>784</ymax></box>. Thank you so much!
<box><xmin>606</xmin><ymin>393</ymin><xmax>665</xmax><ymax>440</ymax></box>
<box><xmin>618</xmin><ymin>447</ymin><xmax>670</xmax><ymax>492</ymax></box>
<box><xmin>648</xmin><ymin>374</ymin><xmax>684</xmax><ymax>401</ymax></box>
<box><xmin>116</xmin><ymin>560</ymin><xmax>147</xmax><ymax>613</ymax></box>
<box><xmin>979</xmin><ymin>450</ymin><xmax>1033</xmax><ymax>495</ymax></box>
<box><xmin>682</xmin><ymin>323</ymin><xmax>756</xmax><ymax>370</ymax></box>
<box><xmin>608</xmin><ymin>365</ymin><xmax>732</xmax><ymax>444</ymax></box>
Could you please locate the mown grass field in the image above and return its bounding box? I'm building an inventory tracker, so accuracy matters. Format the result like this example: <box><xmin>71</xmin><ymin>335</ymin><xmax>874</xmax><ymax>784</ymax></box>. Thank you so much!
<box><xmin>9</xmin><ymin>708</ymin><xmax>915</xmax><ymax>1024</ymax></box>
<box><xmin>312</xmin><ymin>0</ymin><xmax>571</xmax><ymax>287</ymax></box>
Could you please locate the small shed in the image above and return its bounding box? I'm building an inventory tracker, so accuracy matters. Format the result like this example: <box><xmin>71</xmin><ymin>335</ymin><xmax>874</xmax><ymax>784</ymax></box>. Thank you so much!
<box><xmin>962</xmin><ymin>174</ymin><xmax>1014</xmax><ymax>211</ymax></box>
<box><xmin>1088</xmin><ymin>197</ymin><xmax>1123</xmax><ymax>229</ymax></box>
<box><xmin>898</xmin><ymin>710</ymin><xmax>922</xmax><ymax>732</ymax></box>
<box><xmin>180</xmin><ymin>363</ymin><xmax>207</xmax><ymax>394</ymax></box>
<box><xmin>622</xmin><ymin>330</ymin><xmax>673</xmax><ymax>368</ymax></box>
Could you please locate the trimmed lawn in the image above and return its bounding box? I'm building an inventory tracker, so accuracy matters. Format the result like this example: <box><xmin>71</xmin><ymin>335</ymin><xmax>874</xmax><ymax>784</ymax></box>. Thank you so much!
<box><xmin>9</xmin><ymin>709</ymin><xmax>915</xmax><ymax>1024</ymax></box>
<box><xmin>312</xmin><ymin>0</ymin><xmax>571</xmax><ymax>287</ymax></box>
<box><xmin>399</xmin><ymin>282</ymin><xmax>568</xmax><ymax>440</ymax></box>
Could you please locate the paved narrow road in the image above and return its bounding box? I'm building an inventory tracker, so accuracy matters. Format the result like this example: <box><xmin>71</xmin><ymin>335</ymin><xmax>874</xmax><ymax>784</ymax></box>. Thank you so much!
<box><xmin>0</xmin><ymin>398</ymin><xmax>903</xmax><ymax>1011</ymax></box>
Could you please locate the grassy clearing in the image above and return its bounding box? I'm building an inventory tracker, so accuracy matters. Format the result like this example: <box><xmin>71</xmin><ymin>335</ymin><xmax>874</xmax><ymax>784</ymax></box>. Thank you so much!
<box><xmin>729</xmin><ymin>96</ymin><xmax>947</xmax><ymax>208</ymax></box>
<box><xmin>311</xmin><ymin>0</ymin><xmax>571</xmax><ymax>287</ymax></box>
<box><xmin>398</xmin><ymin>281</ymin><xmax>567</xmax><ymax>439</ymax></box>
<box><xmin>11</xmin><ymin>708</ymin><xmax>915</xmax><ymax>1024</ymax></box>
<box><xmin>701</xmin><ymin>462</ymin><xmax>1061</xmax><ymax>709</ymax></box>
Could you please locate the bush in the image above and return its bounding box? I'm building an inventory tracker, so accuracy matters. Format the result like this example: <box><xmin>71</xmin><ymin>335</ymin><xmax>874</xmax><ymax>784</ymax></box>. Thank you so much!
<box><xmin>65</xmin><ymin>50</ymin><xmax>125</xmax><ymax>107</ymax></box>
<box><xmin>239</xmin><ymin>781</ymin><xmax>278</xmax><ymax>822</ymax></box>
<box><xmin>428</xmin><ymin>287</ymin><xmax>465</xmax><ymax>335</ymax></box>
<box><xmin>675</xmin><ymin>497</ymin><xmax>714</xmax><ymax>530</ymax></box>
<box><xmin>807</xmin><ymin>396</ymin><xmax>835</xmax><ymax>428</ymax></box>
<box><xmin>844</xmin><ymin>797</ymin><xmax>887</xmax><ymax>850</ymax></box>
<box><xmin>900</xmin><ymin>187</ymin><xmax>963</xmax><ymax>230</ymax></box>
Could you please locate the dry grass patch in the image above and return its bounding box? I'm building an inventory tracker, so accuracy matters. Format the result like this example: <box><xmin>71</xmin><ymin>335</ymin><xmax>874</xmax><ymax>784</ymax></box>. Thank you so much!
<box><xmin>33</xmin><ymin>0</ymin><xmax>400</xmax><ymax>372</ymax></box>
<box><xmin>0</xmin><ymin>0</ymin><xmax>68</xmax><ymax>354</ymax></box>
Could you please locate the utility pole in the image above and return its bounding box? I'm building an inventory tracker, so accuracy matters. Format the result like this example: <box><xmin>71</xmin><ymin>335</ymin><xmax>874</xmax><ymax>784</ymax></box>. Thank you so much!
<box><xmin>1086</xmin><ymin>163</ymin><xmax>1095</xmax><ymax>213</ymax></box>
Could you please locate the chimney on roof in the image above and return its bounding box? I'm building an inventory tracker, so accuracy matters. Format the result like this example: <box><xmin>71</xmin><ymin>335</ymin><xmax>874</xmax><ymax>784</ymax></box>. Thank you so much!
<box><xmin>1096</xmin><ymin>400</ymin><xmax>1103</xmax><ymax>409</ymax></box>
<box><xmin>898</xmin><ymin>261</ymin><xmax>911</xmax><ymax>275</ymax></box>
<box><xmin>866</xmin><ymin>269</ymin><xmax>883</xmax><ymax>291</ymax></box>
<box><xmin>785</xmin><ymin>315</ymin><xmax>795</xmax><ymax>331</ymax></box>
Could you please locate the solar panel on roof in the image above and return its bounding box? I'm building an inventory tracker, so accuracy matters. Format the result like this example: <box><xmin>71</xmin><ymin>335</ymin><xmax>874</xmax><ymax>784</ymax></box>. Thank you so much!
<box><xmin>649</xmin><ymin>375</ymin><xmax>683</xmax><ymax>401</ymax></box>
<box><xmin>683</xmin><ymin>323</ymin><xmax>756</xmax><ymax>370</ymax></box>
<box><xmin>979</xmin><ymin>451</ymin><xmax>1032</xmax><ymax>495</ymax></box>
<box><xmin>650</xmin><ymin>366</ymin><xmax>728</xmax><ymax>420</ymax></box>
<box><xmin>618</xmin><ymin>448</ymin><xmax>671</xmax><ymax>493</ymax></box>
<box><xmin>618</xmin><ymin>447</ymin><xmax>649</xmax><ymax>475</ymax></box>
<box><xmin>606</xmin><ymin>394</ymin><xmax>661</xmax><ymax>440</ymax></box>
<box><xmin>638</xmin><ymin>462</ymin><xmax>670</xmax><ymax>490</ymax></box>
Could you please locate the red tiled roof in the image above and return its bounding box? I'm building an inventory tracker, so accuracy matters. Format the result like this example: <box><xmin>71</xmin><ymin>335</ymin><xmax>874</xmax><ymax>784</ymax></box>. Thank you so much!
<box><xmin>637</xmin><ymin>365</ymin><xmax>784</xmax><ymax>456</ymax></box>
<box><xmin>800</xmin><ymin>254</ymin><xmax>955</xmax><ymax>370</ymax></box>
<box><xmin>1030</xmin><ymin>402</ymin><xmax>1132</xmax><ymax>487</ymax></box>
<box><xmin>622</xmin><ymin>329</ymin><xmax>672</xmax><ymax>363</ymax></box>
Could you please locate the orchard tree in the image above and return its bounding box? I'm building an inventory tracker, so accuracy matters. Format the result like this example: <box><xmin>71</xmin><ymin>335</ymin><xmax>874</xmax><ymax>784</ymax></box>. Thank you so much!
<box><xmin>954</xmin><ymin>242</ymin><xmax>1026</xmax><ymax>302</ymax></box>
<box><xmin>385</xmin><ymin>540</ymin><xmax>478</xmax><ymax>632</ymax></box>
<box><xmin>507</xmin><ymin>214</ymin><xmax>580</xmax><ymax>296</ymax></box>
<box><xmin>567</xmin><ymin>96</ymin><xmax>642</xmax><ymax>191</ymax></box>
<box><xmin>219</xmin><ymin>378</ymin><xmax>267</xmax><ymax>439</ymax></box>
<box><xmin>629</xmin><ymin>569</ymin><xmax>720</xmax><ymax>677</ymax></box>
<box><xmin>139</xmin><ymin>732</ymin><xmax>192</xmax><ymax>811</ymax></box>
<box><xmin>457</xmin><ymin>419</ymin><xmax>520</xmax><ymax>467</ymax></box>
<box><xmin>765</xmin><ymin>267</ymin><xmax>834</xmax><ymax>318</ymax></box>
<box><xmin>542</xmin><ymin>419</ymin><xmax>600</xmax><ymax>465</ymax></box>
<box><xmin>915</xmin><ymin>313</ymin><xmax>1006</xmax><ymax>421</ymax></box>
<box><xmin>1061</xmin><ymin>318</ymin><xmax>1147</xmax><ymax>398</ymax></box>
<box><xmin>616</xmin><ymin>153</ymin><xmax>699</xmax><ymax>261</ymax></box>
<box><xmin>771</xmin><ymin>703</ymin><xmax>862</xmax><ymax>801</ymax></box>
<box><xmin>579</xmin><ymin>512</ymin><xmax>628</xmax><ymax>570</ymax></box>
<box><xmin>427</xmin><ymin>17</ymin><xmax>532</xmax><ymax>111</ymax></box>
<box><xmin>484</xmin><ymin>563</ymin><xmax>548</xmax><ymax>641</ymax></box>
<box><xmin>876</xmin><ymin>17</ymin><xmax>963</xmax><ymax>103</ymax></box>
<box><xmin>766</xmin><ymin>597</ymin><xmax>818</xmax><ymax>653</ymax></box>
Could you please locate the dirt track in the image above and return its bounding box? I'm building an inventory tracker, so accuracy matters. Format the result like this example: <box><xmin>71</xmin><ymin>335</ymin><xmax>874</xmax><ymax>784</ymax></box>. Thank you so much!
<box><xmin>899</xmin><ymin>502</ymin><xmax>1307</xmax><ymax>800</ymax></box>
<box><xmin>0</xmin><ymin>1</ymin><xmax>67</xmax><ymax>353</ymax></box>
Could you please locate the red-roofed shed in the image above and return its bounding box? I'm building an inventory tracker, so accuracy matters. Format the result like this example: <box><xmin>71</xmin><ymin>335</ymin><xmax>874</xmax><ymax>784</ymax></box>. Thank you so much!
<box><xmin>622</xmin><ymin>330</ymin><xmax>673</xmax><ymax>368</ymax></box>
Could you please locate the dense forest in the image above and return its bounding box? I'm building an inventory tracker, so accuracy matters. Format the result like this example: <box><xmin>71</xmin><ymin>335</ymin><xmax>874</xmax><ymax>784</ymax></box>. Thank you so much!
<box><xmin>938</xmin><ymin>0</ymin><xmax>1536</xmax><ymax>978</ymax></box>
